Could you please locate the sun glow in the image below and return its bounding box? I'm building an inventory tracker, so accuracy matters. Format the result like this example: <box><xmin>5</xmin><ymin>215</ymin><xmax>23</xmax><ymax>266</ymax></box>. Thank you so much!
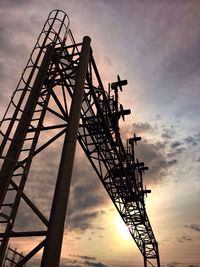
<box><xmin>115</xmin><ymin>215</ymin><xmax>132</xmax><ymax>241</ymax></box>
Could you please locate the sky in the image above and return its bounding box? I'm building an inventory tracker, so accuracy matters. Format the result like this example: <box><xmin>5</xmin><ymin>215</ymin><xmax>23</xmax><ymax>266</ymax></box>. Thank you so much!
<box><xmin>0</xmin><ymin>0</ymin><xmax>200</xmax><ymax>267</ymax></box>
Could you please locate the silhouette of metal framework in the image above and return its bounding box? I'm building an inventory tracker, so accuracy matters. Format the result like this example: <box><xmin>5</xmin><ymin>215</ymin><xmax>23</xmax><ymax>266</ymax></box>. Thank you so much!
<box><xmin>0</xmin><ymin>10</ymin><xmax>160</xmax><ymax>267</ymax></box>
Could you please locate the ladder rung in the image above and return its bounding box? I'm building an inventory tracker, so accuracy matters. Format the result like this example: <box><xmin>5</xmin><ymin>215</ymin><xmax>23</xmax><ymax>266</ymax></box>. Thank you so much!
<box><xmin>24</xmin><ymin>137</ymin><xmax>35</xmax><ymax>141</ymax></box>
<box><xmin>21</xmin><ymin>148</ymin><xmax>31</xmax><ymax>152</ymax></box>
<box><xmin>0</xmin><ymin>213</ymin><xmax>10</xmax><ymax>220</ymax></box>
<box><xmin>7</xmin><ymin>188</ymin><xmax>15</xmax><ymax>191</ymax></box>
<box><xmin>5</xmin><ymin>258</ymin><xmax>17</xmax><ymax>264</ymax></box>
<box><xmin>31</xmin><ymin>118</ymin><xmax>40</xmax><ymax>121</ymax></box>
<box><xmin>34</xmin><ymin>109</ymin><xmax>43</xmax><ymax>112</ymax></box>
<box><xmin>2</xmin><ymin>203</ymin><xmax>13</xmax><ymax>207</ymax></box>
<box><xmin>12</xmin><ymin>173</ymin><xmax>23</xmax><ymax>176</ymax></box>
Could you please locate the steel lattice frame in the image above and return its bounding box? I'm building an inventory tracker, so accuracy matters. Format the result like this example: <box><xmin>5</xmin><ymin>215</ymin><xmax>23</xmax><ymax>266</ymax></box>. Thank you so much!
<box><xmin>0</xmin><ymin>10</ymin><xmax>160</xmax><ymax>267</ymax></box>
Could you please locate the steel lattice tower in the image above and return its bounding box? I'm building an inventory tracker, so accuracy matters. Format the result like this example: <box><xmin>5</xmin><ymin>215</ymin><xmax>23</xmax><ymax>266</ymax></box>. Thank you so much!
<box><xmin>0</xmin><ymin>10</ymin><xmax>160</xmax><ymax>267</ymax></box>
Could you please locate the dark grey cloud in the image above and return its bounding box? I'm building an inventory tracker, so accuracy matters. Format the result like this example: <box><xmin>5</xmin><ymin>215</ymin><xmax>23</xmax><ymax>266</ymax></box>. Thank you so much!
<box><xmin>167</xmin><ymin>159</ymin><xmax>178</xmax><ymax>166</ymax></box>
<box><xmin>136</xmin><ymin>139</ymin><xmax>178</xmax><ymax>184</ymax></box>
<box><xmin>61</xmin><ymin>255</ymin><xmax>108</xmax><ymax>267</ymax></box>
<box><xmin>14</xmin><ymin>200</ymin><xmax>46</xmax><ymax>232</ymax></box>
<box><xmin>132</xmin><ymin>122</ymin><xmax>152</xmax><ymax>133</ymax></box>
<box><xmin>161</xmin><ymin>133</ymin><xmax>172</xmax><ymax>140</ymax></box>
<box><xmin>171</xmin><ymin>141</ymin><xmax>182</xmax><ymax>149</ymax></box>
<box><xmin>24</xmin><ymin>257</ymin><xmax>81</xmax><ymax>267</ymax></box>
<box><xmin>167</xmin><ymin>262</ymin><xmax>199</xmax><ymax>267</ymax></box>
<box><xmin>185</xmin><ymin>223</ymin><xmax>200</xmax><ymax>232</ymax></box>
<box><xmin>70</xmin><ymin>255</ymin><xmax>96</xmax><ymax>261</ymax></box>
<box><xmin>6</xmin><ymin>141</ymin><xmax>62</xmax><ymax>232</ymax></box>
<box><xmin>122</xmin><ymin>122</ymin><xmax>187</xmax><ymax>185</ymax></box>
<box><xmin>15</xmin><ymin>143</ymin><xmax>107</xmax><ymax>234</ymax></box>
<box><xmin>23</xmin><ymin>255</ymin><xmax>108</xmax><ymax>267</ymax></box>
<box><xmin>167</xmin><ymin>147</ymin><xmax>186</xmax><ymax>158</ymax></box>
<box><xmin>167</xmin><ymin>262</ymin><xmax>178</xmax><ymax>267</ymax></box>
<box><xmin>177</xmin><ymin>234</ymin><xmax>192</xmax><ymax>243</ymax></box>
<box><xmin>195</xmin><ymin>133</ymin><xmax>200</xmax><ymax>139</ymax></box>
<box><xmin>166</xmin><ymin>130</ymin><xmax>199</xmax><ymax>157</ymax></box>
<box><xmin>65</xmin><ymin>153</ymin><xmax>108</xmax><ymax>232</ymax></box>
<box><xmin>68</xmin><ymin>181</ymin><xmax>104</xmax><ymax>212</ymax></box>
<box><xmin>161</xmin><ymin>126</ymin><xmax>175</xmax><ymax>140</ymax></box>
<box><xmin>67</xmin><ymin>211</ymin><xmax>100</xmax><ymax>232</ymax></box>
<box><xmin>130</xmin><ymin>120</ymin><xmax>199</xmax><ymax>186</ymax></box>
<box><xmin>63</xmin><ymin>258</ymin><xmax>82</xmax><ymax>266</ymax></box>
<box><xmin>185</xmin><ymin>136</ymin><xmax>198</xmax><ymax>146</ymax></box>
<box><xmin>84</xmin><ymin>261</ymin><xmax>108</xmax><ymax>267</ymax></box>
<box><xmin>153</xmin><ymin>141</ymin><xmax>166</xmax><ymax>150</ymax></box>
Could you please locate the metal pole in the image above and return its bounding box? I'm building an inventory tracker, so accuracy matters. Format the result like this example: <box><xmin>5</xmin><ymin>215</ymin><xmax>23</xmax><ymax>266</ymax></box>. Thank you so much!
<box><xmin>41</xmin><ymin>36</ymin><xmax>91</xmax><ymax>267</ymax></box>
<box><xmin>156</xmin><ymin>242</ymin><xmax>161</xmax><ymax>267</ymax></box>
<box><xmin>143</xmin><ymin>243</ymin><xmax>147</xmax><ymax>267</ymax></box>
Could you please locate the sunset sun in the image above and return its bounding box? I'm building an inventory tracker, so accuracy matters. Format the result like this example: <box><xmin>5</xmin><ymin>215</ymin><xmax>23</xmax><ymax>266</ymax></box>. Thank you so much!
<box><xmin>115</xmin><ymin>215</ymin><xmax>132</xmax><ymax>241</ymax></box>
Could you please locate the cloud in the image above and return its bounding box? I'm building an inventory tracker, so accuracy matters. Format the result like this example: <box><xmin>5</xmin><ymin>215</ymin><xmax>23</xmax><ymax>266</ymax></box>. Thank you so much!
<box><xmin>28</xmin><ymin>256</ymin><xmax>107</xmax><ymax>267</ymax></box>
<box><xmin>184</xmin><ymin>136</ymin><xmax>198</xmax><ymax>146</ymax></box>
<box><xmin>64</xmin><ymin>255</ymin><xmax>108</xmax><ymax>267</ymax></box>
<box><xmin>67</xmin><ymin>211</ymin><xmax>100</xmax><ymax>232</ymax></box>
<box><xmin>10</xmin><ymin>137</ymin><xmax>107</xmax><ymax>233</ymax></box>
<box><xmin>84</xmin><ymin>261</ymin><xmax>108</xmax><ymax>267</ymax></box>
<box><xmin>136</xmin><ymin>139</ymin><xmax>178</xmax><ymax>184</ymax></box>
<box><xmin>167</xmin><ymin>147</ymin><xmax>186</xmax><ymax>158</ymax></box>
<box><xmin>161</xmin><ymin>126</ymin><xmax>175</xmax><ymax>140</ymax></box>
<box><xmin>70</xmin><ymin>255</ymin><xmax>96</xmax><ymax>261</ymax></box>
<box><xmin>166</xmin><ymin>262</ymin><xmax>199</xmax><ymax>267</ymax></box>
<box><xmin>185</xmin><ymin>223</ymin><xmax>200</xmax><ymax>232</ymax></box>
<box><xmin>167</xmin><ymin>262</ymin><xmax>178</xmax><ymax>267</ymax></box>
<box><xmin>121</xmin><ymin>121</ymin><xmax>189</xmax><ymax>185</ymax></box>
<box><xmin>13</xmin><ymin>200</ymin><xmax>46</xmax><ymax>232</ymax></box>
<box><xmin>131</xmin><ymin>122</ymin><xmax>153</xmax><ymax>133</ymax></box>
<box><xmin>171</xmin><ymin>141</ymin><xmax>182</xmax><ymax>148</ymax></box>
<box><xmin>68</xmin><ymin>180</ymin><xmax>104</xmax><ymax>212</ymax></box>
<box><xmin>133</xmin><ymin>121</ymin><xmax>200</xmax><ymax>185</ymax></box>
<box><xmin>66</xmin><ymin>154</ymin><xmax>107</xmax><ymax>232</ymax></box>
<box><xmin>177</xmin><ymin>234</ymin><xmax>192</xmax><ymax>243</ymax></box>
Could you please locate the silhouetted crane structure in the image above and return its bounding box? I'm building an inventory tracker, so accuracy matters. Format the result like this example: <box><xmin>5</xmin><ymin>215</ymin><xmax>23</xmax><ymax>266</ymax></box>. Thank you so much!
<box><xmin>0</xmin><ymin>10</ymin><xmax>160</xmax><ymax>267</ymax></box>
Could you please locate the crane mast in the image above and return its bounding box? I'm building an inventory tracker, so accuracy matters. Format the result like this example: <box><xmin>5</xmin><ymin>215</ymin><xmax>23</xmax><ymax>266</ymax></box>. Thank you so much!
<box><xmin>0</xmin><ymin>10</ymin><xmax>160</xmax><ymax>267</ymax></box>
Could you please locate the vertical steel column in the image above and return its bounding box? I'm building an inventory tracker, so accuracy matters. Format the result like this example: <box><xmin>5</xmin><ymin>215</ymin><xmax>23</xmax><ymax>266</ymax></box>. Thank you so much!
<box><xmin>156</xmin><ymin>242</ymin><xmax>161</xmax><ymax>267</ymax></box>
<box><xmin>143</xmin><ymin>244</ymin><xmax>147</xmax><ymax>267</ymax></box>
<box><xmin>41</xmin><ymin>36</ymin><xmax>91</xmax><ymax>267</ymax></box>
